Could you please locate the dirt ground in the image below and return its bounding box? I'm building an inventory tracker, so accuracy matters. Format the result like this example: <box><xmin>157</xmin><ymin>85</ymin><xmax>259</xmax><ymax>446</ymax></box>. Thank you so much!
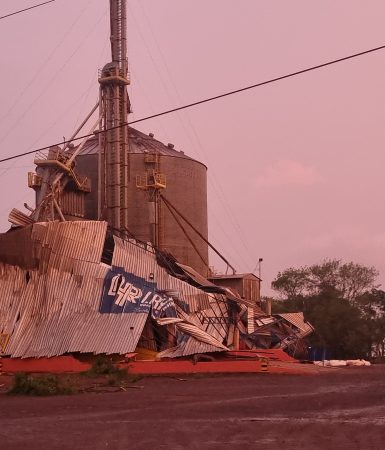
<box><xmin>1</xmin><ymin>365</ymin><xmax>385</xmax><ymax>450</ymax></box>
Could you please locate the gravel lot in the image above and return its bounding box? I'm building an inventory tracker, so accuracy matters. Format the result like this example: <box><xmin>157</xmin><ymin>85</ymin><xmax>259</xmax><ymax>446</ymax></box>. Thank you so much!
<box><xmin>1</xmin><ymin>365</ymin><xmax>385</xmax><ymax>449</ymax></box>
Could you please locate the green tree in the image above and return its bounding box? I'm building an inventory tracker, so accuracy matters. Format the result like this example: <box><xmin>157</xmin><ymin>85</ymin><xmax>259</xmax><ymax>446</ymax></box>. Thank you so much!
<box><xmin>270</xmin><ymin>267</ymin><xmax>309</xmax><ymax>299</ymax></box>
<box><xmin>272</xmin><ymin>259</ymin><xmax>379</xmax><ymax>301</ymax></box>
<box><xmin>272</xmin><ymin>288</ymin><xmax>373</xmax><ymax>359</ymax></box>
<box><xmin>303</xmin><ymin>289</ymin><xmax>372</xmax><ymax>359</ymax></box>
<box><xmin>271</xmin><ymin>261</ymin><xmax>383</xmax><ymax>360</ymax></box>
<box><xmin>356</xmin><ymin>289</ymin><xmax>385</xmax><ymax>357</ymax></box>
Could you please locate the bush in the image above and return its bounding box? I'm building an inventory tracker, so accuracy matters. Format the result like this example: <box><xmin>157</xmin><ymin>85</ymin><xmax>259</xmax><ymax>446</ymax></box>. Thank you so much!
<box><xmin>86</xmin><ymin>356</ymin><xmax>126</xmax><ymax>376</ymax></box>
<box><xmin>8</xmin><ymin>373</ymin><xmax>75</xmax><ymax>396</ymax></box>
<box><xmin>89</xmin><ymin>356</ymin><xmax>118</xmax><ymax>375</ymax></box>
<box><xmin>84</xmin><ymin>356</ymin><xmax>142</xmax><ymax>386</ymax></box>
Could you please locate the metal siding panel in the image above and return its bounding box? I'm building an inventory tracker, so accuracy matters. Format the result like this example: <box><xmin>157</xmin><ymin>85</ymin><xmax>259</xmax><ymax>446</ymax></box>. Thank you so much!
<box><xmin>0</xmin><ymin>221</ymin><xmax>232</xmax><ymax>359</ymax></box>
<box><xmin>277</xmin><ymin>312</ymin><xmax>314</xmax><ymax>338</ymax></box>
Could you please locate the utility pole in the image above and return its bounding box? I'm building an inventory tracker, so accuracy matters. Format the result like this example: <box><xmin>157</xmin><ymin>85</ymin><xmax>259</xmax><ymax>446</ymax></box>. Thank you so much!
<box><xmin>258</xmin><ymin>257</ymin><xmax>263</xmax><ymax>280</ymax></box>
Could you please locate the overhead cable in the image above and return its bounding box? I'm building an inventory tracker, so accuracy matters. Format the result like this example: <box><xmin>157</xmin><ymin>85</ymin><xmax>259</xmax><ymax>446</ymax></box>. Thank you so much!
<box><xmin>1</xmin><ymin>42</ymin><xmax>385</xmax><ymax>164</ymax></box>
<box><xmin>0</xmin><ymin>1</ymin><xmax>55</xmax><ymax>21</ymax></box>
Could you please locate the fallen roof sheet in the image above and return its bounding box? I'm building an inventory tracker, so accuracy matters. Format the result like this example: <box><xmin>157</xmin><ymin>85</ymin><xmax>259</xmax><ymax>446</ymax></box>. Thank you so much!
<box><xmin>277</xmin><ymin>312</ymin><xmax>314</xmax><ymax>338</ymax></box>
<box><xmin>176</xmin><ymin>263</ymin><xmax>223</xmax><ymax>291</ymax></box>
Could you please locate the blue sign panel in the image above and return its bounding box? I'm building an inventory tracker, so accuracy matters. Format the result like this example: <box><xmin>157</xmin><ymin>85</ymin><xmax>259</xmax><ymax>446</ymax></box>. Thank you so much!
<box><xmin>100</xmin><ymin>267</ymin><xmax>177</xmax><ymax>318</ymax></box>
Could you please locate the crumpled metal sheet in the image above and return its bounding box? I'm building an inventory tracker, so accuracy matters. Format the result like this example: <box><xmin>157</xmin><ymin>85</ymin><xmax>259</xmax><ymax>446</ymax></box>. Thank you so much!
<box><xmin>0</xmin><ymin>263</ymin><xmax>27</xmax><ymax>336</ymax></box>
<box><xmin>0</xmin><ymin>221</ymin><xmax>230</xmax><ymax>359</ymax></box>
<box><xmin>3</xmin><ymin>264</ymin><xmax>147</xmax><ymax>358</ymax></box>
<box><xmin>174</xmin><ymin>322</ymin><xmax>228</xmax><ymax>350</ymax></box>
<box><xmin>8</xmin><ymin>208</ymin><xmax>35</xmax><ymax>227</ymax></box>
<box><xmin>112</xmin><ymin>236</ymin><xmax>210</xmax><ymax>313</ymax></box>
<box><xmin>157</xmin><ymin>338</ymin><xmax>226</xmax><ymax>359</ymax></box>
<box><xmin>0</xmin><ymin>221</ymin><xmax>107</xmax><ymax>273</ymax></box>
<box><xmin>155</xmin><ymin>299</ymin><xmax>230</xmax><ymax>358</ymax></box>
<box><xmin>193</xmin><ymin>298</ymin><xmax>230</xmax><ymax>343</ymax></box>
<box><xmin>277</xmin><ymin>312</ymin><xmax>314</xmax><ymax>338</ymax></box>
<box><xmin>7</xmin><ymin>312</ymin><xmax>148</xmax><ymax>358</ymax></box>
<box><xmin>42</xmin><ymin>221</ymin><xmax>107</xmax><ymax>264</ymax></box>
<box><xmin>112</xmin><ymin>236</ymin><xmax>157</xmax><ymax>282</ymax></box>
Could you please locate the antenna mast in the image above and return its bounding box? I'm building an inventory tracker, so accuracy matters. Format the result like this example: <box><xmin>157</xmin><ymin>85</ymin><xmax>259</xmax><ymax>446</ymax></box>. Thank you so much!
<box><xmin>98</xmin><ymin>0</ymin><xmax>130</xmax><ymax>232</ymax></box>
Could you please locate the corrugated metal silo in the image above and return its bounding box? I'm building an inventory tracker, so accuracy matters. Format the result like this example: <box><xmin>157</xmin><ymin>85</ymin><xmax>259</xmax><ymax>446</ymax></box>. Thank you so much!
<box><xmin>73</xmin><ymin>126</ymin><xmax>209</xmax><ymax>276</ymax></box>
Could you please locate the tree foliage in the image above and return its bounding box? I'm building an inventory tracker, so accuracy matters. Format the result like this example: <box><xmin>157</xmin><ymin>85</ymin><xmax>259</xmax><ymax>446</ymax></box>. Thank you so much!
<box><xmin>355</xmin><ymin>289</ymin><xmax>385</xmax><ymax>358</ymax></box>
<box><xmin>272</xmin><ymin>259</ymin><xmax>379</xmax><ymax>301</ymax></box>
<box><xmin>271</xmin><ymin>260</ymin><xmax>384</xmax><ymax>359</ymax></box>
<box><xmin>304</xmin><ymin>290</ymin><xmax>372</xmax><ymax>359</ymax></box>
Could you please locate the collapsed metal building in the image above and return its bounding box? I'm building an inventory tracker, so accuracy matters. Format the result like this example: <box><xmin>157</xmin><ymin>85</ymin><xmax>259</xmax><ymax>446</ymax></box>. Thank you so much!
<box><xmin>0</xmin><ymin>220</ymin><xmax>311</xmax><ymax>359</ymax></box>
<box><xmin>0</xmin><ymin>0</ymin><xmax>312</xmax><ymax>361</ymax></box>
<box><xmin>0</xmin><ymin>221</ymin><xmax>233</xmax><ymax>358</ymax></box>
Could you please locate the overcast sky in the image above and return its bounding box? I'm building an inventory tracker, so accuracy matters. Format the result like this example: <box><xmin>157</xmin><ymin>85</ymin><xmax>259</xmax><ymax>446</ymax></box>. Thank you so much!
<box><xmin>1</xmin><ymin>0</ymin><xmax>385</xmax><ymax>295</ymax></box>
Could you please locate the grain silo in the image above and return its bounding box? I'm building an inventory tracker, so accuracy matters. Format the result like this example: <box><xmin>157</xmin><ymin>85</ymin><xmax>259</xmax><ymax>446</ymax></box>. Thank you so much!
<box><xmin>73</xmin><ymin>127</ymin><xmax>209</xmax><ymax>276</ymax></box>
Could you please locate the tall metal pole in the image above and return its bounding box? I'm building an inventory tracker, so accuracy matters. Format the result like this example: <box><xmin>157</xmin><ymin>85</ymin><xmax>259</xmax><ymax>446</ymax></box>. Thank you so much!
<box><xmin>258</xmin><ymin>257</ymin><xmax>263</xmax><ymax>280</ymax></box>
<box><xmin>98</xmin><ymin>0</ymin><xmax>130</xmax><ymax>233</ymax></box>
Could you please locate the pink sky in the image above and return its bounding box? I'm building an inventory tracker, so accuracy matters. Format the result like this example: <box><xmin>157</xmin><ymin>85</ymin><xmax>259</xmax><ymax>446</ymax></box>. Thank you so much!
<box><xmin>1</xmin><ymin>0</ymin><xmax>385</xmax><ymax>295</ymax></box>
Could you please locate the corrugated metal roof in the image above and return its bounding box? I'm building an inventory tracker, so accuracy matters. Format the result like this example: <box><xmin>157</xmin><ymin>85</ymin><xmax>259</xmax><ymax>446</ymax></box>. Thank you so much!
<box><xmin>0</xmin><ymin>264</ymin><xmax>26</xmax><ymax>336</ymax></box>
<box><xmin>42</xmin><ymin>221</ymin><xmax>107</xmax><ymax>264</ymax></box>
<box><xmin>112</xmin><ymin>235</ymin><xmax>211</xmax><ymax>313</ymax></box>
<box><xmin>7</xmin><ymin>312</ymin><xmax>148</xmax><ymax>358</ymax></box>
<box><xmin>255</xmin><ymin>317</ymin><xmax>276</xmax><ymax>327</ymax></box>
<box><xmin>8</xmin><ymin>208</ymin><xmax>34</xmax><ymax>227</ymax></box>
<box><xmin>112</xmin><ymin>236</ymin><xmax>157</xmax><ymax>282</ymax></box>
<box><xmin>0</xmin><ymin>221</ymin><xmax>107</xmax><ymax>273</ymax></box>
<box><xmin>72</xmin><ymin>127</ymin><xmax>206</xmax><ymax>167</ymax></box>
<box><xmin>157</xmin><ymin>338</ymin><xmax>226</xmax><ymax>359</ymax></box>
<box><xmin>277</xmin><ymin>312</ymin><xmax>314</xmax><ymax>338</ymax></box>
<box><xmin>174</xmin><ymin>322</ymin><xmax>228</xmax><ymax>350</ymax></box>
<box><xmin>209</xmin><ymin>273</ymin><xmax>261</xmax><ymax>281</ymax></box>
<box><xmin>176</xmin><ymin>263</ymin><xmax>221</xmax><ymax>290</ymax></box>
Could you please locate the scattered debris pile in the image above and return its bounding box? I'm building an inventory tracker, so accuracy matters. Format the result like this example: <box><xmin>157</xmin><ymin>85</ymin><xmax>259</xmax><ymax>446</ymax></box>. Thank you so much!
<box><xmin>0</xmin><ymin>220</ymin><xmax>313</xmax><ymax>362</ymax></box>
<box><xmin>242</xmin><ymin>311</ymin><xmax>314</xmax><ymax>359</ymax></box>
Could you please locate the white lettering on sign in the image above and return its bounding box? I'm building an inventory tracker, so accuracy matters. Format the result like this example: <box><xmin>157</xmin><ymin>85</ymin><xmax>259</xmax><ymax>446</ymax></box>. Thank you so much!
<box><xmin>115</xmin><ymin>282</ymin><xmax>142</xmax><ymax>306</ymax></box>
<box><xmin>107</xmin><ymin>275</ymin><xmax>143</xmax><ymax>306</ymax></box>
<box><xmin>108</xmin><ymin>275</ymin><xmax>121</xmax><ymax>296</ymax></box>
<box><xmin>105</xmin><ymin>272</ymin><xmax>176</xmax><ymax>315</ymax></box>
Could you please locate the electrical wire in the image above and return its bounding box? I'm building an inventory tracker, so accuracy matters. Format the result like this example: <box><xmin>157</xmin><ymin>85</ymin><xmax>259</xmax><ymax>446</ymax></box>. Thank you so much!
<box><xmin>133</xmin><ymin>0</ymin><xmax>254</xmax><ymax>266</ymax></box>
<box><xmin>1</xmin><ymin>42</ymin><xmax>385</xmax><ymax>164</ymax></box>
<box><xmin>130</xmin><ymin>2</ymin><xmax>249</xmax><ymax>268</ymax></box>
<box><xmin>133</xmin><ymin>0</ymin><xmax>255</xmax><ymax>269</ymax></box>
<box><xmin>0</xmin><ymin>1</ymin><xmax>55</xmax><ymax>21</ymax></box>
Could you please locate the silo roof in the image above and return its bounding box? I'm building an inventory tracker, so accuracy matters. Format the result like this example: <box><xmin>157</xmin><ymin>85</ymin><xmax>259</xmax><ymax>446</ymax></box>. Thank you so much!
<box><xmin>74</xmin><ymin>126</ymin><xmax>205</xmax><ymax>167</ymax></box>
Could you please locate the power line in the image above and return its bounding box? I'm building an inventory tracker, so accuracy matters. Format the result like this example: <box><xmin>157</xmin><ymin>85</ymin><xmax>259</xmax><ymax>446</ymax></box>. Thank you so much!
<box><xmin>0</xmin><ymin>1</ymin><xmax>55</xmax><ymax>21</ymax></box>
<box><xmin>1</xmin><ymin>42</ymin><xmax>385</xmax><ymax>164</ymax></box>
<box><xmin>134</xmin><ymin>0</ymin><xmax>255</xmax><ymax>269</ymax></box>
